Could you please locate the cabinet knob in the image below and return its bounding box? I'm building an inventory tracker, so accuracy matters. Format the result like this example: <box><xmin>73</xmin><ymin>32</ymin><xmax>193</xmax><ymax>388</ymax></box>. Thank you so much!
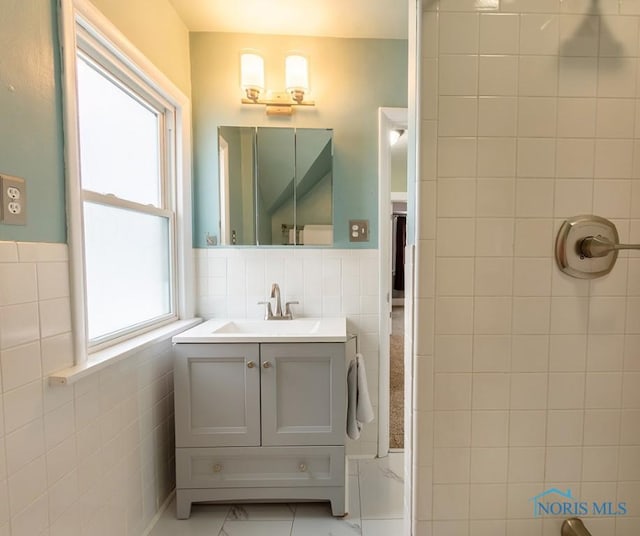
<box><xmin>298</xmin><ymin>463</ymin><xmax>307</xmax><ymax>472</ymax></box>
<box><xmin>213</xmin><ymin>463</ymin><xmax>223</xmax><ymax>473</ymax></box>
<box><xmin>247</xmin><ymin>361</ymin><xmax>255</xmax><ymax>369</ymax></box>
<box><xmin>262</xmin><ymin>361</ymin><xmax>272</xmax><ymax>369</ymax></box>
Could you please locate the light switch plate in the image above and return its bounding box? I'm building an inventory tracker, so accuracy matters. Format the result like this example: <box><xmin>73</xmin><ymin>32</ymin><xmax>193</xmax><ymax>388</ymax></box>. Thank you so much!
<box><xmin>349</xmin><ymin>219</ymin><xmax>369</xmax><ymax>242</ymax></box>
<box><xmin>0</xmin><ymin>174</ymin><xmax>26</xmax><ymax>225</ymax></box>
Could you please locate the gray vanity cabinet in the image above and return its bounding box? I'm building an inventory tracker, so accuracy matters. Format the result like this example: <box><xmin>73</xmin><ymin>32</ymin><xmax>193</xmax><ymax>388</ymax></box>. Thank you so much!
<box><xmin>173</xmin><ymin>339</ymin><xmax>354</xmax><ymax>519</ymax></box>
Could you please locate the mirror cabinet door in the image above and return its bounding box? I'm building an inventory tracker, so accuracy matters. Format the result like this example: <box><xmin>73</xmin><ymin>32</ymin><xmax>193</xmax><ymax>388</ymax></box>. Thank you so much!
<box><xmin>218</xmin><ymin>126</ymin><xmax>257</xmax><ymax>245</ymax></box>
<box><xmin>256</xmin><ymin>127</ymin><xmax>295</xmax><ymax>245</ymax></box>
<box><xmin>218</xmin><ymin>126</ymin><xmax>333</xmax><ymax>246</ymax></box>
<box><xmin>295</xmin><ymin>129</ymin><xmax>333</xmax><ymax>246</ymax></box>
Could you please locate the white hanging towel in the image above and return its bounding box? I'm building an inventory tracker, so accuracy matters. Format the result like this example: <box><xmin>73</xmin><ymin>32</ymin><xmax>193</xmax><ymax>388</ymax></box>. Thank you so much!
<box><xmin>347</xmin><ymin>353</ymin><xmax>375</xmax><ymax>440</ymax></box>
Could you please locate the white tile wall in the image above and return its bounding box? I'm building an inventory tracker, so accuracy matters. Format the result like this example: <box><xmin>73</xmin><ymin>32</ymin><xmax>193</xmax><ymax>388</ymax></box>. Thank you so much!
<box><xmin>0</xmin><ymin>241</ymin><xmax>175</xmax><ymax>535</ymax></box>
<box><xmin>417</xmin><ymin>1</ymin><xmax>640</xmax><ymax>534</ymax></box>
<box><xmin>194</xmin><ymin>247</ymin><xmax>381</xmax><ymax>456</ymax></box>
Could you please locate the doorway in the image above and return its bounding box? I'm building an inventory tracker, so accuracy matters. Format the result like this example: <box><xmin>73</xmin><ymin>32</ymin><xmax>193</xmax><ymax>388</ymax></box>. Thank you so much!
<box><xmin>377</xmin><ymin>107</ymin><xmax>409</xmax><ymax>456</ymax></box>
<box><xmin>390</xmin><ymin>198</ymin><xmax>407</xmax><ymax>449</ymax></box>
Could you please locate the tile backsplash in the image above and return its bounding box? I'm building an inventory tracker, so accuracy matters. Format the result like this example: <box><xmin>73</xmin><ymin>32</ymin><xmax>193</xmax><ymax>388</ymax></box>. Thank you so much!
<box><xmin>0</xmin><ymin>241</ymin><xmax>174</xmax><ymax>535</ymax></box>
<box><xmin>194</xmin><ymin>247</ymin><xmax>382</xmax><ymax>456</ymax></box>
<box><xmin>0</xmin><ymin>241</ymin><xmax>383</xmax><ymax>536</ymax></box>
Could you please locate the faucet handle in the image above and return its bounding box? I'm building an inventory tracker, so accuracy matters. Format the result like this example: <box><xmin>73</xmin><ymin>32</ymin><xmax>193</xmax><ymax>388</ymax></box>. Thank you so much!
<box><xmin>284</xmin><ymin>301</ymin><xmax>299</xmax><ymax>319</ymax></box>
<box><xmin>257</xmin><ymin>301</ymin><xmax>273</xmax><ymax>320</ymax></box>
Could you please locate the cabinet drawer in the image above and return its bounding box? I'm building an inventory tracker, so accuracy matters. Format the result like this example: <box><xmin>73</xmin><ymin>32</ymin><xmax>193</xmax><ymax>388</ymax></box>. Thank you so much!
<box><xmin>176</xmin><ymin>446</ymin><xmax>345</xmax><ymax>489</ymax></box>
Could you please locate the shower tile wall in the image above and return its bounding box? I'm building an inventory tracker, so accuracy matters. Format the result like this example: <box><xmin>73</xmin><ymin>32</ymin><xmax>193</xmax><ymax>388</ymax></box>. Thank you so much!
<box><xmin>416</xmin><ymin>1</ymin><xmax>640</xmax><ymax>535</ymax></box>
<box><xmin>194</xmin><ymin>248</ymin><xmax>381</xmax><ymax>456</ymax></box>
<box><xmin>0</xmin><ymin>241</ymin><xmax>175</xmax><ymax>536</ymax></box>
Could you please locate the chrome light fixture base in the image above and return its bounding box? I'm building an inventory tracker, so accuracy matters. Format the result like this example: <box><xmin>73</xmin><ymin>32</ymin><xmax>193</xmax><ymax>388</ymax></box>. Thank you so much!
<box><xmin>241</xmin><ymin>91</ymin><xmax>315</xmax><ymax>115</ymax></box>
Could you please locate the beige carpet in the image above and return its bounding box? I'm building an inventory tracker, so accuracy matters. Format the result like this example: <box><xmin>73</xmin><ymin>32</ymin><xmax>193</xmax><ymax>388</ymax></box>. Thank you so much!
<box><xmin>389</xmin><ymin>307</ymin><xmax>404</xmax><ymax>449</ymax></box>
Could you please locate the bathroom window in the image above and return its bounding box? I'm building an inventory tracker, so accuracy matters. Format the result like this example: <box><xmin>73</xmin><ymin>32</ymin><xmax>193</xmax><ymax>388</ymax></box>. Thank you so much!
<box><xmin>75</xmin><ymin>45</ymin><xmax>176</xmax><ymax>346</ymax></box>
<box><xmin>60</xmin><ymin>1</ymin><xmax>193</xmax><ymax>363</ymax></box>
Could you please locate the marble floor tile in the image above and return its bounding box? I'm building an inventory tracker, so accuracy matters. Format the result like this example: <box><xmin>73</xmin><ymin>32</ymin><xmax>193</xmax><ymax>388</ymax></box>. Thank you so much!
<box><xmin>348</xmin><ymin>458</ymin><xmax>359</xmax><ymax>476</ymax></box>
<box><xmin>349</xmin><ymin>473</ymin><xmax>362</xmax><ymax>519</ymax></box>
<box><xmin>294</xmin><ymin>474</ymin><xmax>361</xmax><ymax>523</ymax></box>
<box><xmin>150</xmin><ymin>454</ymin><xmax>405</xmax><ymax>535</ymax></box>
<box><xmin>358</xmin><ymin>453</ymin><xmax>404</xmax><ymax>519</ymax></box>
<box><xmin>149</xmin><ymin>498</ymin><xmax>229</xmax><ymax>536</ymax></box>
<box><xmin>225</xmin><ymin>504</ymin><xmax>295</xmax><ymax>521</ymax></box>
<box><xmin>291</xmin><ymin>513</ymin><xmax>362</xmax><ymax>536</ymax></box>
<box><xmin>327</xmin><ymin>474</ymin><xmax>362</xmax><ymax>519</ymax></box>
<box><xmin>219</xmin><ymin>520</ymin><xmax>293</xmax><ymax>536</ymax></box>
<box><xmin>361</xmin><ymin>519</ymin><xmax>405</xmax><ymax>535</ymax></box>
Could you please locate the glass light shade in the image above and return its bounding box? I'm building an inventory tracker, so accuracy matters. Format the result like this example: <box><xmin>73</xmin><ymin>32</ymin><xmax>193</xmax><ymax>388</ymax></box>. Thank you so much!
<box><xmin>240</xmin><ymin>53</ymin><xmax>264</xmax><ymax>95</ymax></box>
<box><xmin>285</xmin><ymin>55</ymin><xmax>309</xmax><ymax>92</ymax></box>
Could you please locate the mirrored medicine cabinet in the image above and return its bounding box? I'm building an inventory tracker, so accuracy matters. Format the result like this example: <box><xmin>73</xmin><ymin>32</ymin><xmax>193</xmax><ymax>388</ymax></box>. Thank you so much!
<box><xmin>218</xmin><ymin>126</ymin><xmax>333</xmax><ymax>246</ymax></box>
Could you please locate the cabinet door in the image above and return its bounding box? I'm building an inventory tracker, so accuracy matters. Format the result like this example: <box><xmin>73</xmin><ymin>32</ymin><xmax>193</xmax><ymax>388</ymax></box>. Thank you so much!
<box><xmin>174</xmin><ymin>343</ymin><xmax>260</xmax><ymax>448</ymax></box>
<box><xmin>260</xmin><ymin>343</ymin><xmax>346</xmax><ymax>446</ymax></box>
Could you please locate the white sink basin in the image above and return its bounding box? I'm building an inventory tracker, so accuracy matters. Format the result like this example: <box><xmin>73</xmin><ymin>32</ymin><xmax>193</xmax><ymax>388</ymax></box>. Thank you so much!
<box><xmin>172</xmin><ymin>317</ymin><xmax>348</xmax><ymax>343</ymax></box>
<box><xmin>212</xmin><ymin>319</ymin><xmax>321</xmax><ymax>335</ymax></box>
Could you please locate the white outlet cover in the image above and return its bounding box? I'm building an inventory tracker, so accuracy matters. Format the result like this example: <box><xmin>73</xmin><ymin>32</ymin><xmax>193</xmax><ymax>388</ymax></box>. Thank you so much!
<box><xmin>0</xmin><ymin>174</ymin><xmax>26</xmax><ymax>225</ymax></box>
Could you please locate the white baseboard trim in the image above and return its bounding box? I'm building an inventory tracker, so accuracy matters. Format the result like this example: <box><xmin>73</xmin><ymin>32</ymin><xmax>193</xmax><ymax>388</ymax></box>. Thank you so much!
<box><xmin>141</xmin><ymin>489</ymin><xmax>176</xmax><ymax>536</ymax></box>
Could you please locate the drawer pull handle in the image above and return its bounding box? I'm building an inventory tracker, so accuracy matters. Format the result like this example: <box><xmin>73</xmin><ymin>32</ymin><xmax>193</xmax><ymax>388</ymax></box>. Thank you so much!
<box><xmin>263</xmin><ymin>361</ymin><xmax>272</xmax><ymax>369</ymax></box>
<box><xmin>247</xmin><ymin>361</ymin><xmax>255</xmax><ymax>369</ymax></box>
<box><xmin>298</xmin><ymin>463</ymin><xmax>307</xmax><ymax>472</ymax></box>
<box><xmin>213</xmin><ymin>464</ymin><xmax>223</xmax><ymax>473</ymax></box>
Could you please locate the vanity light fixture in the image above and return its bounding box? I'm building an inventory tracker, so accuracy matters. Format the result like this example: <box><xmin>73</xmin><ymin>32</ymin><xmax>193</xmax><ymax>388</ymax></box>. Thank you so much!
<box><xmin>240</xmin><ymin>52</ymin><xmax>315</xmax><ymax>116</ymax></box>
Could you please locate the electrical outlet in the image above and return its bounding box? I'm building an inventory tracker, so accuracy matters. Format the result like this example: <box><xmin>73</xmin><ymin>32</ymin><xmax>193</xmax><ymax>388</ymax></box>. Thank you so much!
<box><xmin>349</xmin><ymin>219</ymin><xmax>369</xmax><ymax>242</ymax></box>
<box><xmin>0</xmin><ymin>174</ymin><xmax>26</xmax><ymax>225</ymax></box>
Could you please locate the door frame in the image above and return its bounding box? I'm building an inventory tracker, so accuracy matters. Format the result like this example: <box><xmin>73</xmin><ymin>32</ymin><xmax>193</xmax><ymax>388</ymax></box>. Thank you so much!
<box><xmin>378</xmin><ymin>107</ymin><xmax>408</xmax><ymax>457</ymax></box>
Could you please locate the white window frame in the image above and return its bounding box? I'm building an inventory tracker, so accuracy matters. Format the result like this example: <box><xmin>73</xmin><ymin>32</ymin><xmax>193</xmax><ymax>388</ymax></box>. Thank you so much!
<box><xmin>59</xmin><ymin>0</ymin><xmax>194</xmax><ymax>367</ymax></box>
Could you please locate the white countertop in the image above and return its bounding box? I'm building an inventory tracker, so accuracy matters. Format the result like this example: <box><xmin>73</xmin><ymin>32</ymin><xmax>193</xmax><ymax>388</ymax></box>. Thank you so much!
<box><xmin>172</xmin><ymin>317</ymin><xmax>348</xmax><ymax>343</ymax></box>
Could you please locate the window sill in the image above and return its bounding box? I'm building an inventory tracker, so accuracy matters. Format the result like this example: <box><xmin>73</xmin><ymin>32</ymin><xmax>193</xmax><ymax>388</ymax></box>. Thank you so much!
<box><xmin>49</xmin><ymin>318</ymin><xmax>202</xmax><ymax>385</ymax></box>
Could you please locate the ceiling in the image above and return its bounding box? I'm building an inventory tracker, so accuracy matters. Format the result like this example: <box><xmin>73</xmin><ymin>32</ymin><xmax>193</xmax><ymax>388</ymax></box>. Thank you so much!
<box><xmin>167</xmin><ymin>0</ymin><xmax>408</xmax><ymax>39</ymax></box>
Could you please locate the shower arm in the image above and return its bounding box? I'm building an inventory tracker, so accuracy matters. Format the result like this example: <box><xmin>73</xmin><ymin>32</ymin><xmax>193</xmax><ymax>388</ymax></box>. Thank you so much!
<box><xmin>562</xmin><ymin>518</ymin><xmax>593</xmax><ymax>536</ymax></box>
<box><xmin>580</xmin><ymin>234</ymin><xmax>640</xmax><ymax>258</ymax></box>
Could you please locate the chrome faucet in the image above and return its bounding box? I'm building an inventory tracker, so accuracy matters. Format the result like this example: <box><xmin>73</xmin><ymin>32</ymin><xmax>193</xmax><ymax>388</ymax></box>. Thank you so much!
<box><xmin>257</xmin><ymin>283</ymin><xmax>299</xmax><ymax>320</ymax></box>
<box><xmin>271</xmin><ymin>283</ymin><xmax>283</xmax><ymax>317</ymax></box>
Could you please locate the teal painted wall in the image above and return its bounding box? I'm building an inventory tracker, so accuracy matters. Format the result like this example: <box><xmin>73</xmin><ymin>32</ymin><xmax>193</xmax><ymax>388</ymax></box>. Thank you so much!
<box><xmin>0</xmin><ymin>0</ymin><xmax>191</xmax><ymax>244</ymax></box>
<box><xmin>190</xmin><ymin>32</ymin><xmax>407</xmax><ymax>248</ymax></box>
<box><xmin>0</xmin><ymin>0</ymin><xmax>66</xmax><ymax>243</ymax></box>
<box><xmin>0</xmin><ymin>4</ymin><xmax>406</xmax><ymax>248</ymax></box>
